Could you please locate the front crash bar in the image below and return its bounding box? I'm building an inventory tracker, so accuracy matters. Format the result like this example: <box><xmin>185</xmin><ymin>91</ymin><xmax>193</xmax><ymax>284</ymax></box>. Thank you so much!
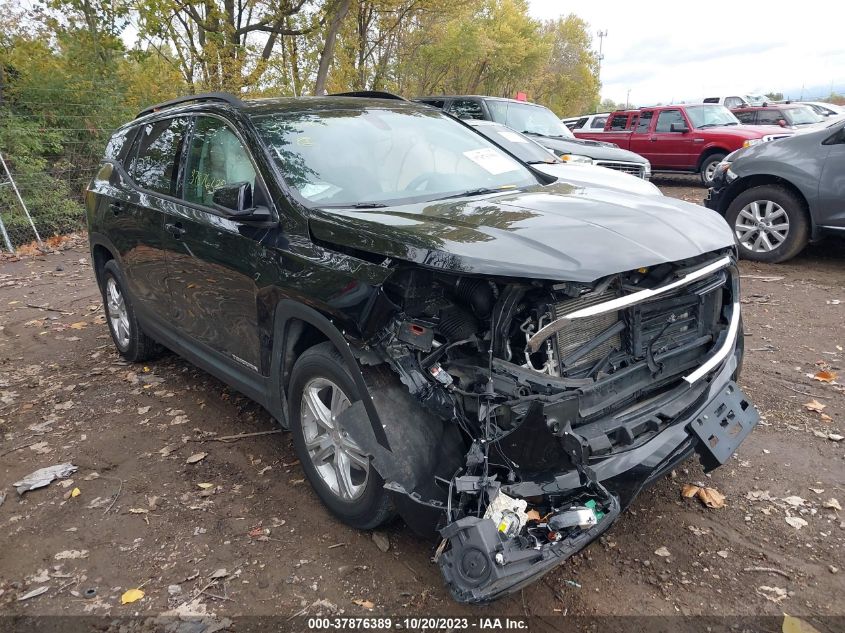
<box><xmin>437</xmin><ymin>493</ymin><xmax>621</xmax><ymax>604</ymax></box>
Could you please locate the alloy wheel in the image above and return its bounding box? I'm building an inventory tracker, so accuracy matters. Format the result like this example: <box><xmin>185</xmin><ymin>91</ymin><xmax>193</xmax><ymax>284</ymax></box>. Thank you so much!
<box><xmin>300</xmin><ymin>377</ymin><xmax>370</xmax><ymax>501</ymax></box>
<box><xmin>704</xmin><ymin>161</ymin><xmax>719</xmax><ymax>183</ymax></box>
<box><xmin>734</xmin><ymin>199</ymin><xmax>790</xmax><ymax>253</ymax></box>
<box><xmin>105</xmin><ymin>277</ymin><xmax>131</xmax><ymax>349</ymax></box>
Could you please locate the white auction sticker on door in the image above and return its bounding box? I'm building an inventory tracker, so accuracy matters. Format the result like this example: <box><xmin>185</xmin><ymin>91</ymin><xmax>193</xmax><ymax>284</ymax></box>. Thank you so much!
<box><xmin>497</xmin><ymin>130</ymin><xmax>529</xmax><ymax>144</ymax></box>
<box><xmin>463</xmin><ymin>148</ymin><xmax>521</xmax><ymax>175</ymax></box>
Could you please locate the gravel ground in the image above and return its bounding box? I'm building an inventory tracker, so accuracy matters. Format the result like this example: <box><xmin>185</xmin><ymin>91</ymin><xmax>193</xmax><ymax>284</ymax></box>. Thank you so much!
<box><xmin>1</xmin><ymin>181</ymin><xmax>843</xmax><ymax>624</ymax></box>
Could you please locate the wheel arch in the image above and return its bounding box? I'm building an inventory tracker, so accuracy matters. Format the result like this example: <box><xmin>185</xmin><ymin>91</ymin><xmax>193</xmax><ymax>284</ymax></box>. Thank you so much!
<box><xmin>269</xmin><ymin>299</ymin><xmax>391</xmax><ymax>450</ymax></box>
<box><xmin>88</xmin><ymin>233</ymin><xmax>123</xmax><ymax>290</ymax></box>
<box><xmin>717</xmin><ymin>175</ymin><xmax>814</xmax><ymax>233</ymax></box>
<box><xmin>697</xmin><ymin>146</ymin><xmax>730</xmax><ymax>171</ymax></box>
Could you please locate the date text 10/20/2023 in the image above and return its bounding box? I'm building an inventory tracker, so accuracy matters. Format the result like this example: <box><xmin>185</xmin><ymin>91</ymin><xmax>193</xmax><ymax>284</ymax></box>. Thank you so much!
<box><xmin>306</xmin><ymin>617</ymin><xmax>529</xmax><ymax>630</ymax></box>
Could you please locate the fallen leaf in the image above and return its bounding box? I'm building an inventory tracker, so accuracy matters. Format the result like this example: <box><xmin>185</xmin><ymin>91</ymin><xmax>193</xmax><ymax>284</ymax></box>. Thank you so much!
<box><xmin>820</xmin><ymin>413</ymin><xmax>833</xmax><ymax>423</ymax></box>
<box><xmin>804</xmin><ymin>399</ymin><xmax>826</xmax><ymax>413</ymax></box>
<box><xmin>785</xmin><ymin>516</ymin><xmax>808</xmax><ymax>529</ymax></box>
<box><xmin>128</xmin><ymin>508</ymin><xmax>149</xmax><ymax>514</ymax></box>
<box><xmin>813</xmin><ymin>370</ymin><xmax>837</xmax><ymax>383</ymax></box>
<box><xmin>185</xmin><ymin>452</ymin><xmax>207</xmax><ymax>464</ymax></box>
<box><xmin>197</xmin><ymin>483</ymin><xmax>214</xmax><ymax>490</ymax></box>
<box><xmin>681</xmin><ymin>483</ymin><xmax>700</xmax><ymax>498</ymax></box>
<box><xmin>70</xmin><ymin>487</ymin><xmax>81</xmax><ymax>498</ymax></box>
<box><xmin>654</xmin><ymin>546</ymin><xmax>671</xmax><ymax>557</ymax></box>
<box><xmin>782</xmin><ymin>614</ymin><xmax>823</xmax><ymax>633</ymax></box>
<box><xmin>782</xmin><ymin>496</ymin><xmax>805</xmax><ymax>507</ymax></box>
<box><xmin>68</xmin><ymin>321</ymin><xmax>87</xmax><ymax>330</ymax></box>
<box><xmin>209</xmin><ymin>568</ymin><xmax>228</xmax><ymax>579</ymax></box>
<box><xmin>137</xmin><ymin>406</ymin><xmax>151</xmax><ymax>415</ymax></box>
<box><xmin>808</xmin><ymin>487</ymin><xmax>824</xmax><ymax>494</ymax></box>
<box><xmin>829</xmin><ymin>434</ymin><xmax>843</xmax><ymax>442</ymax></box>
<box><xmin>120</xmin><ymin>588</ymin><xmax>144</xmax><ymax>604</ymax></box>
<box><xmin>697</xmin><ymin>486</ymin><xmax>726</xmax><ymax>509</ymax></box>
<box><xmin>716</xmin><ymin>550</ymin><xmax>729</xmax><ymax>558</ymax></box>
<box><xmin>353</xmin><ymin>599</ymin><xmax>375</xmax><ymax>610</ymax></box>
<box><xmin>822</xmin><ymin>498</ymin><xmax>842</xmax><ymax>511</ymax></box>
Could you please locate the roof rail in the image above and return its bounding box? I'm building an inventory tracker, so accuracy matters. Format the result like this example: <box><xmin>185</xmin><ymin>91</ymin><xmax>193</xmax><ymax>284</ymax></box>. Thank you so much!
<box><xmin>136</xmin><ymin>92</ymin><xmax>244</xmax><ymax>119</ymax></box>
<box><xmin>329</xmin><ymin>90</ymin><xmax>405</xmax><ymax>101</ymax></box>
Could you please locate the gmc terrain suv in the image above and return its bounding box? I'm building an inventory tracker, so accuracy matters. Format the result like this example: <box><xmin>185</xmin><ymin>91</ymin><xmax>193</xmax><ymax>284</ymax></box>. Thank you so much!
<box><xmin>87</xmin><ymin>91</ymin><xmax>758</xmax><ymax>603</ymax></box>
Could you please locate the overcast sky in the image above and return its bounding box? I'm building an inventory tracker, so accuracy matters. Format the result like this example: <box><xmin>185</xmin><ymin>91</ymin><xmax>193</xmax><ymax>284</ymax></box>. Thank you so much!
<box><xmin>528</xmin><ymin>0</ymin><xmax>845</xmax><ymax>107</ymax></box>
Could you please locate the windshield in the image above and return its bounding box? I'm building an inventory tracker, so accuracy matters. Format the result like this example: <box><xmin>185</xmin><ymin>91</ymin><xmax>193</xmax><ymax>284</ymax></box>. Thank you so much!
<box><xmin>469</xmin><ymin>122</ymin><xmax>559</xmax><ymax>164</ymax></box>
<box><xmin>252</xmin><ymin>107</ymin><xmax>538</xmax><ymax>207</ymax></box>
<box><xmin>783</xmin><ymin>106</ymin><xmax>823</xmax><ymax>126</ymax></box>
<box><xmin>745</xmin><ymin>94</ymin><xmax>767</xmax><ymax>106</ymax></box>
<box><xmin>685</xmin><ymin>105</ymin><xmax>741</xmax><ymax>128</ymax></box>
<box><xmin>485</xmin><ymin>100</ymin><xmax>574</xmax><ymax>139</ymax></box>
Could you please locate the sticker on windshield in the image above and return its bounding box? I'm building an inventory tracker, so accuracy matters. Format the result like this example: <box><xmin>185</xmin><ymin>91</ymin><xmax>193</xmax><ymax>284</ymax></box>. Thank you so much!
<box><xmin>463</xmin><ymin>148</ymin><xmax>520</xmax><ymax>175</ymax></box>
<box><xmin>497</xmin><ymin>131</ymin><xmax>528</xmax><ymax>144</ymax></box>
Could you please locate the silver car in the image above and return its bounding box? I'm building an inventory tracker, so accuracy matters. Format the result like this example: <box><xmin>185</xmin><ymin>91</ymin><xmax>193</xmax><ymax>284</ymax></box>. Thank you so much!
<box><xmin>705</xmin><ymin>118</ymin><xmax>845</xmax><ymax>262</ymax></box>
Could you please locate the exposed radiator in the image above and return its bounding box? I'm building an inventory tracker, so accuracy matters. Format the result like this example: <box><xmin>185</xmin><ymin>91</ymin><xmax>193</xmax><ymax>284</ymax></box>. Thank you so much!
<box><xmin>554</xmin><ymin>291</ymin><xmax>623</xmax><ymax>371</ymax></box>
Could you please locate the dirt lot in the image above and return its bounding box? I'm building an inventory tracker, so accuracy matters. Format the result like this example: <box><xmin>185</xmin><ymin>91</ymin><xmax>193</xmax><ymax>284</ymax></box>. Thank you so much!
<box><xmin>1</xmin><ymin>180</ymin><xmax>844</xmax><ymax>624</ymax></box>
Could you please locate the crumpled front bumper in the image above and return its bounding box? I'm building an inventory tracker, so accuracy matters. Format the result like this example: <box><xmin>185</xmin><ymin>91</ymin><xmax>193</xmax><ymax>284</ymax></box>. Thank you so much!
<box><xmin>438</xmin><ymin>350</ymin><xmax>759</xmax><ymax>603</ymax></box>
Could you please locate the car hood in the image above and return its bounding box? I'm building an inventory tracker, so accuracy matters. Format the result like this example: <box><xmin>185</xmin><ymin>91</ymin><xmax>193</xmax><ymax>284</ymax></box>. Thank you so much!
<box><xmin>731</xmin><ymin>125</ymin><xmax>794</xmax><ymax>138</ymax></box>
<box><xmin>535</xmin><ymin>136</ymin><xmax>647</xmax><ymax>163</ymax></box>
<box><xmin>308</xmin><ymin>183</ymin><xmax>734</xmax><ymax>282</ymax></box>
<box><xmin>533</xmin><ymin>163</ymin><xmax>662</xmax><ymax>197</ymax></box>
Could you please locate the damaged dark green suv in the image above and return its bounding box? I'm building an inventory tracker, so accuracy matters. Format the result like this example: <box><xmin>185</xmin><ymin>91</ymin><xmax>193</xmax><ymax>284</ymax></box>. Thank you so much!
<box><xmin>87</xmin><ymin>92</ymin><xmax>758</xmax><ymax>603</ymax></box>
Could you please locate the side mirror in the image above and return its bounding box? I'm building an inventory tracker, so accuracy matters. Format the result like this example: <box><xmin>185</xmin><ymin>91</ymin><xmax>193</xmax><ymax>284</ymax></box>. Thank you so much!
<box><xmin>670</xmin><ymin>123</ymin><xmax>689</xmax><ymax>133</ymax></box>
<box><xmin>212</xmin><ymin>181</ymin><xmax>257</xmax><ymax>217</ymax></box>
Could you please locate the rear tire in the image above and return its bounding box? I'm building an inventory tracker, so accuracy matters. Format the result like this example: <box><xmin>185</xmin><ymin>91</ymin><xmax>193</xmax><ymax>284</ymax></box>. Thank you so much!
<box><xmin>725</xmin><ymin>185</ymin><xmax>809</xmax><ymax>263</ymax></box>
<box><xmin>288</xmin><ymin>342</ymin><xmax>393</xmax><ymax>530</ymax></box>
<box><xmin>101</xmin><ymin>260</ymin><xmax>161</xmax><ymax>362</ymax></box>
<box><xmin>700</xmin><ymin>152</ymin><xmax>726</xmax><ymax>187</ymax></box>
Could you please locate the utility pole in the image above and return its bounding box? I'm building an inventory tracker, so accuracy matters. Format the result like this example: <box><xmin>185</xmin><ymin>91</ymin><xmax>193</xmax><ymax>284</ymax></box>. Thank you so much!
<box><xmin>626</xmin><ymin>89</ymin><xmax>631</xmax><ymax>109</ymax></box>
<box><xmin>596</xmin><ymin>30</ymin><xmax>608</xmax><ymax>83</ymax></box>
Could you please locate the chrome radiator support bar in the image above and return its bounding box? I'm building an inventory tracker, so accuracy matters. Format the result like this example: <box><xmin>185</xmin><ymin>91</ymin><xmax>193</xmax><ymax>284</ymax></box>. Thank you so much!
<box><xmin>526</xmin><ymin>256</ymin><xmax>732</xmax><ymax>353</ymax></box>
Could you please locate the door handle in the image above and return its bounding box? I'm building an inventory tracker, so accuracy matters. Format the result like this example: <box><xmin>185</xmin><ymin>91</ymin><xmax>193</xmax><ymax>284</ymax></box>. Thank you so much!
<box><xmin>165</xmin><ymin>222</ymin><xmax>186</xmax><ymax>238</ymax></box>
<box><xmin>109</xmin><ymin>201</ymin><xmax>125</xmax><ymax>215</ymax></box>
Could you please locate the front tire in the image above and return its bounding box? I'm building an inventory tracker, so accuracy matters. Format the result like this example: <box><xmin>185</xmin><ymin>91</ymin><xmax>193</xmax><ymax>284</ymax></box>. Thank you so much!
<box><xmin>288</xmin><ymin>342</ymin><xmax>393</xmax><ymax>530</ymax></box>
<box><xmin>700</xmin><ymin>152</ymin><xmax>726</xmax><ymax>187</ymax></box>
<box><xmin>725</xmin><ymin>185</ymin><xmax>809</xmax><ymax>263</ymax></box>
<box><xmin>101</xmin><ymin>260</ymin><xmax>161</xmax><ymax>362</ymax></box>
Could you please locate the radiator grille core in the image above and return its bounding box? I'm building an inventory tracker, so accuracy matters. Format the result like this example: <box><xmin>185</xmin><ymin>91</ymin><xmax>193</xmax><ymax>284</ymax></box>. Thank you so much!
<box><xmin>554</xmin><ymin>291</ymin><xmax>623</xmax><ymax>370</ymax></box>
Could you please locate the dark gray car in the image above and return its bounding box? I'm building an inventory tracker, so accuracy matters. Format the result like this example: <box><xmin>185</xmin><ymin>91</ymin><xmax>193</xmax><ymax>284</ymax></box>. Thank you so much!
<box><xmin>415</xmin><ymin>95</ymin><xmax>652</xmax><ymax>179</ymax></box>
<box><xmin>706</xmin><ymin>118</ymin><xmax>845</xmax><ymax>262</ymax></box>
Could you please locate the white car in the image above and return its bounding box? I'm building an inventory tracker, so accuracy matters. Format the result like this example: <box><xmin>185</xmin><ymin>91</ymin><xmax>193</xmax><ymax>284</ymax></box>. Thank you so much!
<box><xmin>799</xmin><ymin>101</ymin><xmax>845</xmax><ymax>118</ymax></box>
<box><xmin>562</xmin><ymin>113</ymin><xmax>610</xmax><ymax>132</ymax></box>
<box><xmin>466</xmin><ymin>120</ymin><xmax>661</xmax><ymax>197</ymax></box>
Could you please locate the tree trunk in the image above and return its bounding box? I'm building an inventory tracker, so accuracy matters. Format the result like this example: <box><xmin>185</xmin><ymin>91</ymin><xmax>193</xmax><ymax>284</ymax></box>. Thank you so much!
<box><xmin>314</xmin><ymin>0</ymin><xmax>353</xmax><ymax>95</ymax></box>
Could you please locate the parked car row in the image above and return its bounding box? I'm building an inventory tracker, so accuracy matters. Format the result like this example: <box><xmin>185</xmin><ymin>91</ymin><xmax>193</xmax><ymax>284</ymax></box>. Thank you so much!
<box><xmin>574</xmin><ymin>103</ymin><xmax>792</xmax><ymax>186</ymax></box>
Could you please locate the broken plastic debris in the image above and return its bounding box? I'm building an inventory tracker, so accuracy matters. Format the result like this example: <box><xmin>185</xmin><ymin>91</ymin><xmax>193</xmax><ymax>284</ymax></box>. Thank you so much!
<box><xmin>13</xmin><ymin>463</ymin><xmax>77</xmax><ymax>495</ymax></box>
<box><xmin>70</xmin><ymin>487</ymin><xmax>81</xmax><ymax>498</ymax></box>
<box><xmin>120</xmin><ymin>588</ymin><xmax>144</xmax><ymax>604</ymax></box>
<box><xmin>17</xmin><ymin>586</ymin><xmax>49</xmax><ymax>601</ymax></box>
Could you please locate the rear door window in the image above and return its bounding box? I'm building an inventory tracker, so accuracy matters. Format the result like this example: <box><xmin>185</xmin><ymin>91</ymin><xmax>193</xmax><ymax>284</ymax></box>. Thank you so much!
<box><xmin>591</xmin><ymin>115</ymin><xmax>608</xmax><ymax>129</ymax></box>
<box><xmin>757</xmin><ymin>109</ymin><xmax>783</xmax><ymax>125</ymax></box>
<box><xmin>634</xmin><ymin>111</ymin><xmax>653</xmax><ymax>133</ymax></box>
<box><xmin>128</xmin><ymin>117</ymin><xmax>189</xmax><ymax>196</ymax></box>
<box><xmin>609</xmin><ymin>114</ymin><xmax>629</xmax><ymax>130</ymax></box>
<box><xmin>448</xmin><ymin>99</ymin><xmax>485</xmax><ymax>120</ymax></box>
<box><xmin>734</xmin><ymin>110</ymin><xmax>756</xmax><ymax>124</ymax></box>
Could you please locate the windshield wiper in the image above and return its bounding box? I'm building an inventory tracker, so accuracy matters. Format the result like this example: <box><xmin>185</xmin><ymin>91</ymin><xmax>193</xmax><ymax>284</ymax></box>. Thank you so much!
<box><xmin>526</xmin><ymin>160</ymin><xmax>557</xmax><ymax>165</ymax></box>
<box><xmin>433</xmin><ymin>187</ymin><xmax>510</xmax><ymax>201</ymax></box>
<box><xmin>322</xmin><ymin>202</ymin><xmax>388</xmax><ymax>209</ymax></box>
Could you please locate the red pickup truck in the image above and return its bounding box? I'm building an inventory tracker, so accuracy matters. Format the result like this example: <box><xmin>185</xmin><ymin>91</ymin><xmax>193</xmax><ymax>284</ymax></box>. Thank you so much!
<box><xmin>574</xmin><ymin>104</ymin><xmax>791</xmax><ymax>186</ymax></box>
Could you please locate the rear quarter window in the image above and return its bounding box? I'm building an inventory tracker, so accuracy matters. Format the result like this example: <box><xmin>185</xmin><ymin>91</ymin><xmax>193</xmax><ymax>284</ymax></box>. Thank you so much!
<box><xmin>104</xmin><ymin>128</ymin><xmax>135</xmax><ymax>162</ymax></box>
<box><xmin>609</xmin><ymin>114</ymin><xmax>629</xmax><ymax>130</ymax></box>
